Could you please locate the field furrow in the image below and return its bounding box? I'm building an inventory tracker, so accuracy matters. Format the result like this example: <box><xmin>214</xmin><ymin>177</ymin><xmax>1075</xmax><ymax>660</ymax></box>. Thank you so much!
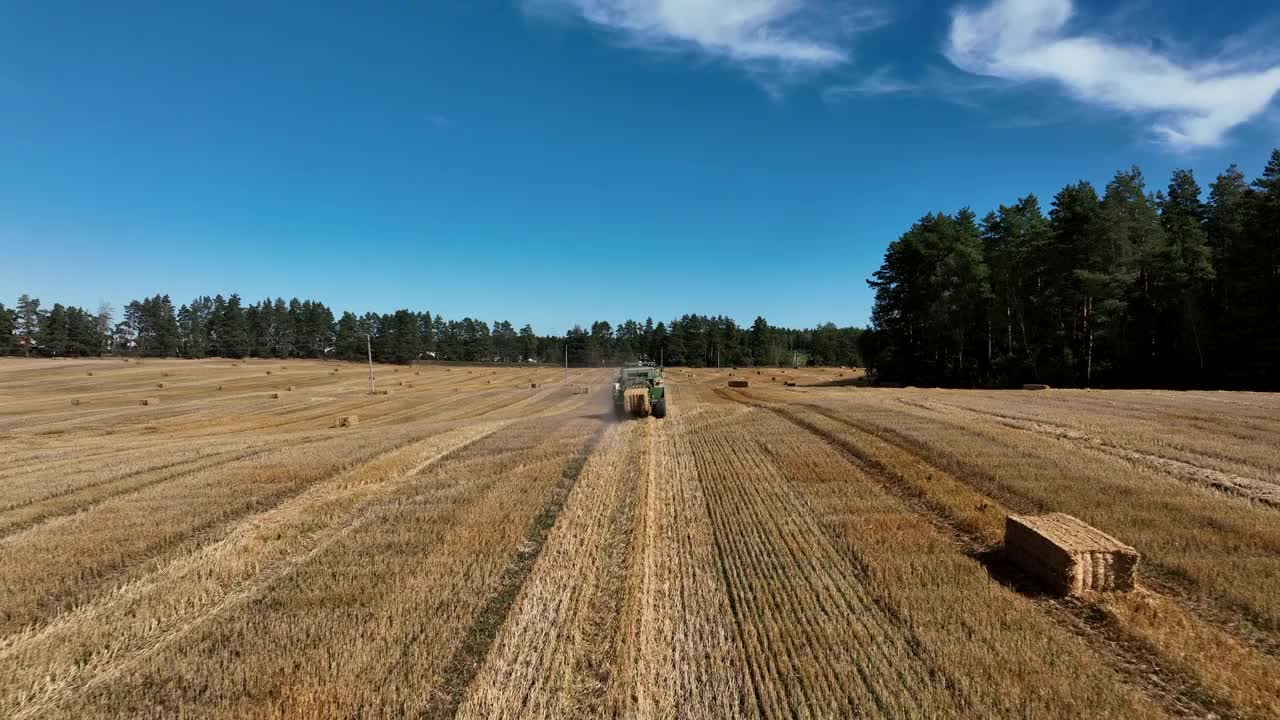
<box><xmin>454</xmin><ymin>421</ymin><xmax>645</xmax><ymax>720</ymax></box>
<box><xmin>28</xmin><ymin>416</ymin><xmax>601</xmax><ymax>719</ymax></box>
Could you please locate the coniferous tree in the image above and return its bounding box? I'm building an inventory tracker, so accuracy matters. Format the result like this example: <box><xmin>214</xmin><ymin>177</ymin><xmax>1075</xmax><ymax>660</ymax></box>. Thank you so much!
<box><xmin>0</xmin><ymin>303</ymin><xmax>15</xmax><ymax>354</ymax></box>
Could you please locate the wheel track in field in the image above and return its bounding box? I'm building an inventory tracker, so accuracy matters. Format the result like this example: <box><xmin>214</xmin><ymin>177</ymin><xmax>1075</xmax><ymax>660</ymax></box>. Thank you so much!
<box><xmin>715</xmin><ymin>389</ymin><xmax>1237</xmax><ymax>720</ymax></box>
<box><xmin>693</xmin><ymin>400</ymin><xmax>963</xmax><ymax>719</ymax></box>
<box><xmin>898</xmin><ymin>398</ymin><xmax>1280</xmax><ymax>509</ymax></box>
<box><xmin>421</xmin><ymin>422</ymin><xmax>607</xmax><ymax>719</ymax></box>
<box><xmin>0</xmin><ymin>425</ymin><xmax>459</xmax><ymax>640</ymax></box>
<box><xmin>0</xmin><ymin>436</ymin><xmax>241</xmax><ymax>491</ymax></box>
<box><xmin>0</xmin><ymin>444</ymin><xmax>278</xmax><ymax>538</ymax></box>
<box><xmin>843</xmin><ymin>398</ymin><xmax>1280</xmax><ymax>659</ymax></box>
<box><xmin>0</xmin><ymin>439</ymin><xmax>197</xmax><ymax>483</ymax></box>
<box><xmin>3</xmin><ymin>421</ymin><xmax>515</xmax><ymax>720</ymax></box>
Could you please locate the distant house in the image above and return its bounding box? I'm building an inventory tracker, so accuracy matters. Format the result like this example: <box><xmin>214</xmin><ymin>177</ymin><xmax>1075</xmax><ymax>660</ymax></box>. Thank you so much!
<box><xmin>15</xmin><ymin>337</ymin><xmax>39</xmax><ymax>352</ymax></box>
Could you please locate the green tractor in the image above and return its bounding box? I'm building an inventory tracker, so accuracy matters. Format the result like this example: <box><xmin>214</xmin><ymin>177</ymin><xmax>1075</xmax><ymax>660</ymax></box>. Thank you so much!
<box><xmin>613</xmin><ymin>361</ymin><xmax>667</xmax><ymax>419</ymax></box>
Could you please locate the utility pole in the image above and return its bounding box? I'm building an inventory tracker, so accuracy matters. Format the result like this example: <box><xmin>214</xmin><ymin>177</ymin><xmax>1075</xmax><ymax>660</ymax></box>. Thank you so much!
<box><xmin>366</xmin><ymin>334</ymin><xmax>376</xmax><ymax>395</ymax></box>
<box><xmin>564</xmin><ymin>343</ymin><xmax>568</xmax><ymax>385</ymax></box>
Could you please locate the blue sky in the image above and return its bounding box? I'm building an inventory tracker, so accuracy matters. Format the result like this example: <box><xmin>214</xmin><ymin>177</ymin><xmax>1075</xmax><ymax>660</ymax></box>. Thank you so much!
<box><xmin>3</xmin><ymin>0</ymin><xmax>1279</xmax><ymax>334</ymax></box>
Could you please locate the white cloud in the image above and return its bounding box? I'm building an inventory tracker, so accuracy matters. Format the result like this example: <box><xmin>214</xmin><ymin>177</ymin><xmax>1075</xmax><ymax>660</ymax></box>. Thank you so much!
<box><xmin>537</xmin><ymin>0</ymin><xmax>869</xmax><ymax>69</ymax></box>
<box><xmin>945</xmin><ymin>0</ymin><xmax>1280</xmax><ymax>147</ymax></box>
<box><xmin>822</xmin><ymin>65</ymin><xmax>915</xmax><ymax>100</ymax></box>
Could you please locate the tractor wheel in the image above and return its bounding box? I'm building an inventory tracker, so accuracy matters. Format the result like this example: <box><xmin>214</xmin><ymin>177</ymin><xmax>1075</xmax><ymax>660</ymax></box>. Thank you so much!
<box><xmin>652</xmin><ymin>399</ymin><xmax>667</xmax><ymax>419</ymax></box>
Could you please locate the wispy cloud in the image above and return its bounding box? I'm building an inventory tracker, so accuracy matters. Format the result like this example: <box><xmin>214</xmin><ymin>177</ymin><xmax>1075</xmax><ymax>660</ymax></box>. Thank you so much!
<box><xmin>822</xmin><ymin>65</ymin><xmax>914</xmax><ymax>101</ymax></box>
<box><xmin>945</xmin><ymin>0</ymin><xmax>1280</xmax><ymax>148</ymax></box>
<box><xmin>423</xmin><ymin>112</ymin><xmax>449</xmax><ymax>128</ymax></box>
<box><xmin>530</xmin><ymin>0</ymin><xmax>887</xmax><ymax>74</ymax></box>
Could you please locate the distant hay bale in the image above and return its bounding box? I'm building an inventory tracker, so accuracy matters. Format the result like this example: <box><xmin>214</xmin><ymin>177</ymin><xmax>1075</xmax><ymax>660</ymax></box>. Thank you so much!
<box><xmin>756</xmin><ymin>371</ymin><xmax>761</xmax><ymax>375</ymax></box>
<box><xmin>140</xmin><ymin>398</ymin><xmax>158</xmax><ymax>406</ymax></box>
<box><xmin>156</xmin><ymin>383</ymin><xmax>166</xmax><ymax>388</ymax></box>
<box><xmin>415</xmin><ymin>371</ymin><xmax>420</xmax><ymax>375</ymax></box>
<box><xmin>217</xmin><ymin>385</ymin><xmax>224</xmax><ymax>390</ymax></box>
<box><xmin>162</xmin><ymin>372</ymin><xmax>170</xmax><ymax>377</ymax></box>
<box><xmin>785</xmin><ymin>382</ymin><xmax>797</xmax><ymax>387</ymax></box>
<box><xmin>122</xmin><ymin>358</ymin><xmax>130</xmax><ymax>362</ymax></box>
<box><xmin>86</xmin><ymin>371</ymin><xmax>94</xmax><ymax>376</ymax></box>
<box><xmin>375</xmin><ymin>389</ymin><xmax>392</xmax><ymax>395</ymax></box>
<box><xmin>286</xmin><ymin>385</ymin><xmax>295</xmax><ymax>391</ymax></box>
<box><xmin>530</xmin><ymin>383</ymin><xmax>539</xmax><ymax>388</ymax></box>
<box><xmin>395</xmin><ymin>381</ymin><xmax>404</xmax><ymax>386</ymax></box>
<box><xmin>1023</xmin><ymin>383</ymin><xmax>1051</xmax><ymax>391</ymax></box>
<box><xmin>1005</xmin><ymin>513</ymin><xmax>1139</xmax><ymax>596</ymax></box>
<box><xmin>71</xmin><ymin>399</ymin><xmax>81</xmax><ymax>406</ymax></box>
<box><xmin>573</xmin><ymin>385</ymin><xmax>590</xmax><ymax>395</ymax></box>
<box><xmin>333</xmin><ymin>415</ymin><xmax>359</xmax><ymax>428</ymax></box>
<box><xmin>728</xmin><ymin>379</ymin><xmax>749</xmax><ymax>388</ymax></box>
<box><xmin>393</xmin><ymin>369</ymin><xmax>399</xmax><ymax>373</ymax></box>
<box><xmin>267</xmin><ymin>392</ymin><xmax>281</xmax><ymax>399</ymax></box>
<box><xmin>266</xmin><ymin>370</ymin><xmax>272</xmax><ymax>375</ymax></box>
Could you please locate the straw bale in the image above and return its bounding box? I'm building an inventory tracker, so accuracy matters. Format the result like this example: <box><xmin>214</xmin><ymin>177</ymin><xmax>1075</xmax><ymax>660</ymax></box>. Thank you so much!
<box><xmin>333</xmin><ymin>415</ymin><xmax>359</xmax><ymax>428</ymax></box>
<box><xmin>1005</xmin><ymin>513</ymin><xmax>1139</xmax><ymax>596</ymax></box>
<box><xmin>728</xmin><ymin>379</ymin><xmax>749</xmax><ymax>388</ymax></box>
<box><xmin>1023</xmin><ymin>383</ymin><xmax>1051</xmax><ymax>390</ymax></box>
<box><xmin>623</xmin><ymin>387</ymin><xmax>651</xmax><ymax>416</ymax></box>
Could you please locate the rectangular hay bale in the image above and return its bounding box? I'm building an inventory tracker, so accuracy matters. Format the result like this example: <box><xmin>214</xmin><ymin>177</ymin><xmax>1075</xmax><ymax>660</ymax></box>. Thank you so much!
<box><xmin>1005</xmin><ymin>513</ymin><xmax>1139</xmax><ymax>596</ymax></box>
<box><xmin>1023</xmin><ymin>383</ymin><xmax>1051</xmax><ymax>390</ymax></box>
<box><xmin>140</xmin><ymin>398</ymin><xmax>158</xmax><ymax>406</ymax></box>
<box><xmin>728</xmin><ymin>379</ymin><xmax>749</xmax><ymax>388</ymax></box>
<box><xmin>267</xmin><ymin>392</ymin><xmax>281</xmax><ymax>399</ymax></box>
<box><xmin>333</xmin><ymin>415</ymin><xmax>359</xmax><ymax>428</ymax></box>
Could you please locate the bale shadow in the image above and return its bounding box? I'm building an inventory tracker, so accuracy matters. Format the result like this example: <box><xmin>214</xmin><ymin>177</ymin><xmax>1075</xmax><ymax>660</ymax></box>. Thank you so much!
<box><xmin>970</xmin><ymin>546</ymin><xmax>1060</xmax><ymax>598</ymax></box>
<box><xmin>804</xmin><ymin>377</ymin><xmax>870</xmax><ymax>388</ymax></box>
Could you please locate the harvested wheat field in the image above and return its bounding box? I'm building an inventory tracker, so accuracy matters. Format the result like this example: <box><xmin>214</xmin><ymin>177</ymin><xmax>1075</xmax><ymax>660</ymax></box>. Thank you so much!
<box><xmin>1</xmin><ymin>359</ymin><xmax>1278</xmax><ymax>719</ymax></box>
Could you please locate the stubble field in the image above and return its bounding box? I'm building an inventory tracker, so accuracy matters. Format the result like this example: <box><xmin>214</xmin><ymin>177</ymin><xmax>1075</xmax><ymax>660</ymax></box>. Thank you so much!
<box><xmin>1</xmin><ymin>358</ymin><xmax>1277</xmax><ymax>719</ymax></box>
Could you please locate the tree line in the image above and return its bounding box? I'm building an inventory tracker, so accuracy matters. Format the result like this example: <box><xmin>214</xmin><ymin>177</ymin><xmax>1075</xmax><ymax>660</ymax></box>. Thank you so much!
<box><xmin>862</xmin><ymin>148</ymin><xmax>1280</xmax><ymax>390</ymax></box>
<box><xmin>0</xmin><ymin>294</ymin><xmax>863</xmax><ymax>368</ymax></box>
